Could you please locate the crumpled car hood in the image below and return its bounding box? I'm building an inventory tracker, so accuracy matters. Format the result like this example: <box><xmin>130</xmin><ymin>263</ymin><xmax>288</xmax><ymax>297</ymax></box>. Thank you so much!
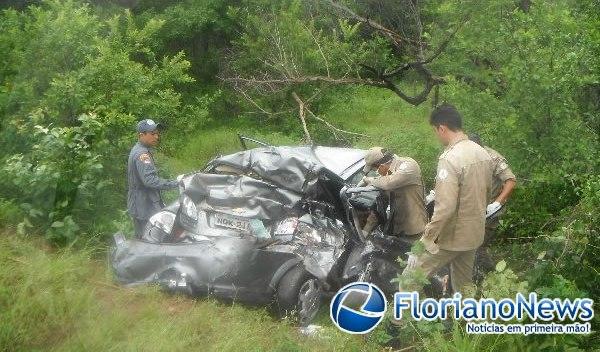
<box><xmin>181</xmin><ymin>173</ymin><xmax>302</xmax><ymax>220</ymax></box>
<box><xmin>207</xmin><ymin>146</ymin><xmax>332</xmax><ymax>195</ymax></box>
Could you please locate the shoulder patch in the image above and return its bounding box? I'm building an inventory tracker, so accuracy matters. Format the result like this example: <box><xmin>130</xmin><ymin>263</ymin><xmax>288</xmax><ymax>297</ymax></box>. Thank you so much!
<box><xmin>499</xmin><ymin>161</ymin><xmax>508</xmax><ymax>170</ymax></box>
<box><xmin>139</xmin><ymin>153</ymin><xmax>152</xmax><ymax>164</ymax></box>
<box><xmin>398</xmin><ymin>162</ymin><xmax>408</xmax><ymax>171</ymax></box>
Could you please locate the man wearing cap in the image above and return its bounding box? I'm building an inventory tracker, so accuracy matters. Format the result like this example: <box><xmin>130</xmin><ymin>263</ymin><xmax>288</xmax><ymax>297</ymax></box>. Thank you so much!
<box><xmin>469</xmin><ymin>133</ymin><xmax>517</xmax><ymax>273</ymax></box>
<box><xmin>127</xmin><ymin>119</ymin><xmax>178</xmax><ymax>238</ymax></box>
<box><xmin>403</xmin><ymin>103</ymin><xmax>492</xmax><ymax>293</ymax></box>
<box><xmin>361</xmin><ymin>148</ymin><xmax>428</xmax><ymax>239</ymax></box>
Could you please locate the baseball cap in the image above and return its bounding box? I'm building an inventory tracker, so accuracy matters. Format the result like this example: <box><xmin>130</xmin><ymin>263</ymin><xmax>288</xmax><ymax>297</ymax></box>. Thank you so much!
<box><xmin>363</xmin><ymin>147</ymin><xmax>392</xmax><ymax>173</ymax></box>
<box><xmin>136</xmin><ymin>119</ymin><xmax>163</xmax><ymax>133</ymax></box>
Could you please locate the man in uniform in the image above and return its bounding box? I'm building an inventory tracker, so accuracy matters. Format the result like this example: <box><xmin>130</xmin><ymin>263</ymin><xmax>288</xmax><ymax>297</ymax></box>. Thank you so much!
<box><xmin>469</xmin><ymin>133</ymin><xmax>517</xmax><ymax>272</ymax></box>
<box><xmin>127</xmin><ymin>119</ymin><xmax>179</xmax><ymax>238</ymax></box>
<box><xmin>361</xmin><ymin>148</ymin><xmax>428</xmax><ymax>239</ymax></box>
<box><xmin>403</xmin><ymin>103</ymin><xmax>492</xmax><ymax>293</ymax></box>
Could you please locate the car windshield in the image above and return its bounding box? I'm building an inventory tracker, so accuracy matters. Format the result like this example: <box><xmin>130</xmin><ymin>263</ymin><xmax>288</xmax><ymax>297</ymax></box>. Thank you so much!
<box><xmin>346</xmin><ymin>169</ymin><xmax>378</xmax><ymax>185</ymax></box>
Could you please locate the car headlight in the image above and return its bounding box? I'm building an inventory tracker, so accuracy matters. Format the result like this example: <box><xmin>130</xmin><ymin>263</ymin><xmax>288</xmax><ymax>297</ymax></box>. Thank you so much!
<box><xmin>149</xmin><ymin>211</ymin><xmax>176</xmax><ymax>235</ymax></box>
<box><xmin>181</xmin><ymin>195</ymin><xmax>198</xmax><ymax>221</ymax></box>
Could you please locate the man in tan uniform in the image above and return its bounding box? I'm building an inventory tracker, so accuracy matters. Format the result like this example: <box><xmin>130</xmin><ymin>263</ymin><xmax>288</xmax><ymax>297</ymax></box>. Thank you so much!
<box><xmin>469</xmin><ymin>133</ymin><xmax>517</xmax><ymax>272</ymax></box>
<box><xmin>403</xmin><ymin>103</ymin><xmax>492</xmax><ymax>293</ymax></box>
<box><xmin>361</xmin><ymin>148</ymin><xmax>428</xmax><ymax>238</ymax></box>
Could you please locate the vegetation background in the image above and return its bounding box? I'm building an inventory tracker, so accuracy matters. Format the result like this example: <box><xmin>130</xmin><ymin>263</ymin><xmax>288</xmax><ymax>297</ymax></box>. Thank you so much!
<box><xmin>0</xmin><ymin>0</ymin><xmax>598</xmax><ymax>351</ymax></box>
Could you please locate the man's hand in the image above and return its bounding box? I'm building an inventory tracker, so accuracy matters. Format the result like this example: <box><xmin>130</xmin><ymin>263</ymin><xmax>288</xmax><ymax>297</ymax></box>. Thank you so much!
<box><xmin>425</xmin><ymin>190</ymin><xmax>436</xmax><ymax>204</ymax></box>
<box><xmin>420</xmin><ymin>238</ymin><xmax>440</xmax><ymax>255</ymax></box>
<box><xmin>362</xmin><ymin>176</ymin><xmax>374</xmax><ymax>185</ymax></box>
<box><xmin>486</xmin><ymin>201</ymin><xmax>501</xmax><ymax>217</ymax></box>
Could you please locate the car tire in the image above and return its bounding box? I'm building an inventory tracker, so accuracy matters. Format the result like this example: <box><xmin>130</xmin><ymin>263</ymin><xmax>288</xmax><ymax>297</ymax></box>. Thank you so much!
<box><xmin>275</xmin><ymin>265</ymin><xmax>322</xmax><ymax>326</ymax></box>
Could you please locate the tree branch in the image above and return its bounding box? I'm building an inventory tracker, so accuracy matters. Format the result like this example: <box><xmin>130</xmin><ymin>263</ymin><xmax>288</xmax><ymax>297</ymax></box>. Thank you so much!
<box><xmin>306</xmin><ymin>107</ymin><xmax>369</xmax><ymax>138</ymax></box>
<box><xmin>222</xmin><ymin>75</ymin><xmax>389</xmax><ymax>89</ymax></box>
<box><xmin>421</xmin><ymin>15</ymin><xmax>469</xmax><ymax>64</ymax></box>
<box><xmin>294</xmin><ymin>92</ymin><xmax>369</xmax><ymax>142</ymax></box>
<box><xmin>326</xmin><ymin>0</ymin><xmax>416</xmax><ymax>48</ymax></box>
<box><xmin>381</xmin><ymin>64</ymin><xmax>444</xmax><ymax>105</ymax></box>
<box><xmin>292</xmin><ymin>92</ymin><xmax>313</xmax><ymax>144</ymax></box>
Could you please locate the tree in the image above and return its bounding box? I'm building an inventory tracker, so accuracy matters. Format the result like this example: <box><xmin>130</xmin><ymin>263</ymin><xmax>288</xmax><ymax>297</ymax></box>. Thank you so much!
<box><xmin>0</xmin><ymin>0</ymin><xmax>193</xmax><ymax>244</ymax></box>
<box><xmin>223</xmin><ymin>0</ymin><xmax>466</xmax><ymax>109</ymax></box>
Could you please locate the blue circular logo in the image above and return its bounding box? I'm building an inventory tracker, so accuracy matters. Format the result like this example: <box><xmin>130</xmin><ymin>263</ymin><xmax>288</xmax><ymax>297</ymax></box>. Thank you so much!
<box><xmin>330</xmin><ymin>282</ymin><xmax>387</xmax><ymax>334</ymax></box>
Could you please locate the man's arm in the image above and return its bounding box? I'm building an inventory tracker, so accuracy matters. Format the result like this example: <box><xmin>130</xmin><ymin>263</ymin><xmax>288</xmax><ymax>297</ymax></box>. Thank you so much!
<box><xmin>366</xmin><ymin>161</ymin><xmax>420</xmax><ymax>190</ymax></box>
<box><xmin>420</xmin><ymin>159</ymin><xmax>459</xmax><ymax>253</ymax></box>
<box><xmin>135</xmin><ymin>153</ymin><xmax>178</xmax><ymax>190</ymax></box>
<box><xmin>493</xmin><ymin>157</ymin><xmax>516</xmax><ymax>205</ymax></box>
<box><xmin>495</xmin><ymin>178</ymin><xmax>516</xmax><ymax>205</ymax></box>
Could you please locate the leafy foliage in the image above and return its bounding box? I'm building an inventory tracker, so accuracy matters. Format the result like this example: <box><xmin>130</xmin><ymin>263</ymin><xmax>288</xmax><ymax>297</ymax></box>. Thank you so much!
<box><xmin>0</xmin><ymin>0</ymin><xmax>598</xmax><ymax>350</ymax></box>
<box><xmin>0</xmin><ymin>0</ymin><xmax>193</xmax><ymax>243</ymax></box>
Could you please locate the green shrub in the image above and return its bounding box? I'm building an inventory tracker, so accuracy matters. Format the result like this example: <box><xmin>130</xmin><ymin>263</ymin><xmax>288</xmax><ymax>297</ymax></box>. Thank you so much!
<box><xmin>0</xmin><ymin>199</ymin><xmax>22</xmax><ymax>228</ymax></box>
<box><xmin>0</xmin><ymin>0</ymin><xmax>194</xmax><ymax>244</ymax></box>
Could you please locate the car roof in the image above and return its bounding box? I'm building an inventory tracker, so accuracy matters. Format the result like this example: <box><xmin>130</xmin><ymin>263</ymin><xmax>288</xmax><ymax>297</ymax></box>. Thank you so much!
<box><xmin>208</xmin><ymin>145</ymin><xmax>367</xmax><ymax>192</ymax></box>
<box><xmin>312</xmin><ymin>146</ymin><xmax>366</xmax><ymax>180</ymax></box>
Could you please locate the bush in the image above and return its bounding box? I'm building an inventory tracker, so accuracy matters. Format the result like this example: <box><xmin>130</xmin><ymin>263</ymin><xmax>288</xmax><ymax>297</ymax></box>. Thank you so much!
<box><xmin>0</xmin><ymin>199</ymin><xmax>22</xmax><ymax>229</ymax></box>
<box><xmin>0</xmin><ymin>0</ymin><xmax>194</xmax><ymax>244</ymax></box>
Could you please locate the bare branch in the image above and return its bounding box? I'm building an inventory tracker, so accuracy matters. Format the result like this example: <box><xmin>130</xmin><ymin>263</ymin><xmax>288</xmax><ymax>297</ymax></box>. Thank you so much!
<box><xmin>302</xmin><ymin>23</ymin><xmax>331</xmax><ymax>77</ymax></box>
<box><xmin>382</xmin><ymin>64</ymin><xmax>444</xmax><ymax>105</ymax></box>
<box><xmin>221</xmin><ymin>1</ymin><xmax>460</xmax><ymax>108</ymax></box>
<box><xmin>326</xmin><ymin>0</ymin><xmax>416</xmax><ymax>48</ymax></box>
<box><xmin>294</xmin><ymin>92</ymin><xmax>369</xmax><ymax>142</ymax></box>
<box><xmin>223</xmin><ymin>75</ymin><xmax>388</xmax><ymax>89</ymax></box>
<box><xmin>292</xmin><ymin>92</ymin><xmax>313</xmax><ymax>144</ymax></box>
<box><xmin>306</xmin><ymin>108</ymin><xmax>369</xmax><ymax>138</ymax></box>
<box><xmin>235</xmin><ymin>86</ymin><xmax>275</xmax><ymax>116</ymax></box>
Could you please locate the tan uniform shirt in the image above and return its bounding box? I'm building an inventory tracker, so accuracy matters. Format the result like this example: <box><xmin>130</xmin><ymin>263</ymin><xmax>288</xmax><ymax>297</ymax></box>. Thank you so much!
<box><xmin>484</xmin><ymin>146</ymin><xmax>516</xmax><ymax>200</ymax></box>
<box><xmin>422</xmin><ymin>134</ymin><xmax>492</xmax><ymax>251</ymax></box>
<box><xmin>369</xmin><ymin>156</ymin><xmax>427</xmax><ymax>236</ymax></box>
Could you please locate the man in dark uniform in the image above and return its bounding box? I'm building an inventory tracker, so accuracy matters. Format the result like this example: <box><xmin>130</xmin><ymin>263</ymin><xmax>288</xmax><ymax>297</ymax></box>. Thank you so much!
<box><xmin>127</xmin><ymin>119</ymin><xmax>179</xmax><ymax>238</ymax></box>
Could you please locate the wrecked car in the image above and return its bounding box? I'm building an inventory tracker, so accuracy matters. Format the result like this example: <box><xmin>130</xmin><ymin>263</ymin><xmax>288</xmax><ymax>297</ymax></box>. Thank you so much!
<box><xmin>110</xmin><ymin>136</ymin><xmax>497</xmax><ymax>324</ymax></box>
<box><xmin>111</xmin><ymin>137</ymin><xmax>386</xmax><ymax>324</ymax></box>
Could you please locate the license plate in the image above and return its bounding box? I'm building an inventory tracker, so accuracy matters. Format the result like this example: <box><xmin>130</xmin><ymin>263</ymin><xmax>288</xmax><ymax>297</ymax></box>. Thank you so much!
<box><xmin>213</xmin><ymin>213</ymin><xmax>251</xmax><ymax>232</ymax></box>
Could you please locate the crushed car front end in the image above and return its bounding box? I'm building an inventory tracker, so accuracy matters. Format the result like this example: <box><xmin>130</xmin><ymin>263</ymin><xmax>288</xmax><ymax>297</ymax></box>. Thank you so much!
<box><xmin>110</xmin><ymin>145</ymin><xmax>368</xmax><ymax>322</ymax></box>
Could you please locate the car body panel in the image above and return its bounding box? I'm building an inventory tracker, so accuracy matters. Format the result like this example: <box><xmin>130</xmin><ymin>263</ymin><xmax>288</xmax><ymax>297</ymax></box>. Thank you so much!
<box><xmin>311</xmin><ymin>146</ymin><xmax>366</xmax><ymax>181</ymax></box>
<box><xmin>110</xmin><ymin>144</ymin><xmax>371</xmax><ymax>305</ymax></box>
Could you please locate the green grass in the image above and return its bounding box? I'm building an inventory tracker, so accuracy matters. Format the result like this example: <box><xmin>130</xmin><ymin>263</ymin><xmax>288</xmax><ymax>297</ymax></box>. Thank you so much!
<box><xmin>0</xmin><ymin>94</ymin><xmax>443</xmax><ymax>350</ymax></box>
<box><xmin>321</xmin><ymin>87</ymin><xmax>441</xmax><ymax>186</ymax></box>
<box><xmin>0</xmin><ymin>233</ymin><xmax>383</xmax><ymax>352</ymax></box>
<box><xmin>5</xmin><ymin>87</ymin><xmax>591</xmax><ymax>351</ymax></box>
<box><xmin>162</xmin><ymin>87</ymin><xmax>442</xmax><ymax>188</ymax></box>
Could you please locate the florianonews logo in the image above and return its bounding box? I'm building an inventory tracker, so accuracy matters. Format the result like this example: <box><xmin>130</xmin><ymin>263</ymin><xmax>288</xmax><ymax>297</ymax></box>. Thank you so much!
<box><xmin>330</xmin><ymin>282</ymin><xmax>387</xmax><ymax>334</ymax></box>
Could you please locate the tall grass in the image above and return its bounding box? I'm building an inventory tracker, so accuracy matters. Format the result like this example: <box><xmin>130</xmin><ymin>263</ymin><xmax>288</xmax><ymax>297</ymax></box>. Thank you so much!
<box><xmin>163</xmin><ymin>87</ymin><xmax>442</xmax><ymax>188</ymax></box>
<box><xmin>0</xmin><ymin>234</ymin><xmax>382</xmax><ymax>351</ymax></box>
<box><xmin>163</xmin><ymin>126</ymin><xmax>299</xmax><ymax>175</ymax></box>
<box><xmin>321</xmin><ymin>87</ymin><xmax>440</xmax><ymax>186</ymax></box>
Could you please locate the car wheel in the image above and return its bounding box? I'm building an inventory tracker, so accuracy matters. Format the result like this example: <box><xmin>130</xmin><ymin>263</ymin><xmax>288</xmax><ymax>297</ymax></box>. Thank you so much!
<box><xmin>276</xmin><ymin>265</ymin><xmax>322</xmax><ymax>326</ymax></box>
